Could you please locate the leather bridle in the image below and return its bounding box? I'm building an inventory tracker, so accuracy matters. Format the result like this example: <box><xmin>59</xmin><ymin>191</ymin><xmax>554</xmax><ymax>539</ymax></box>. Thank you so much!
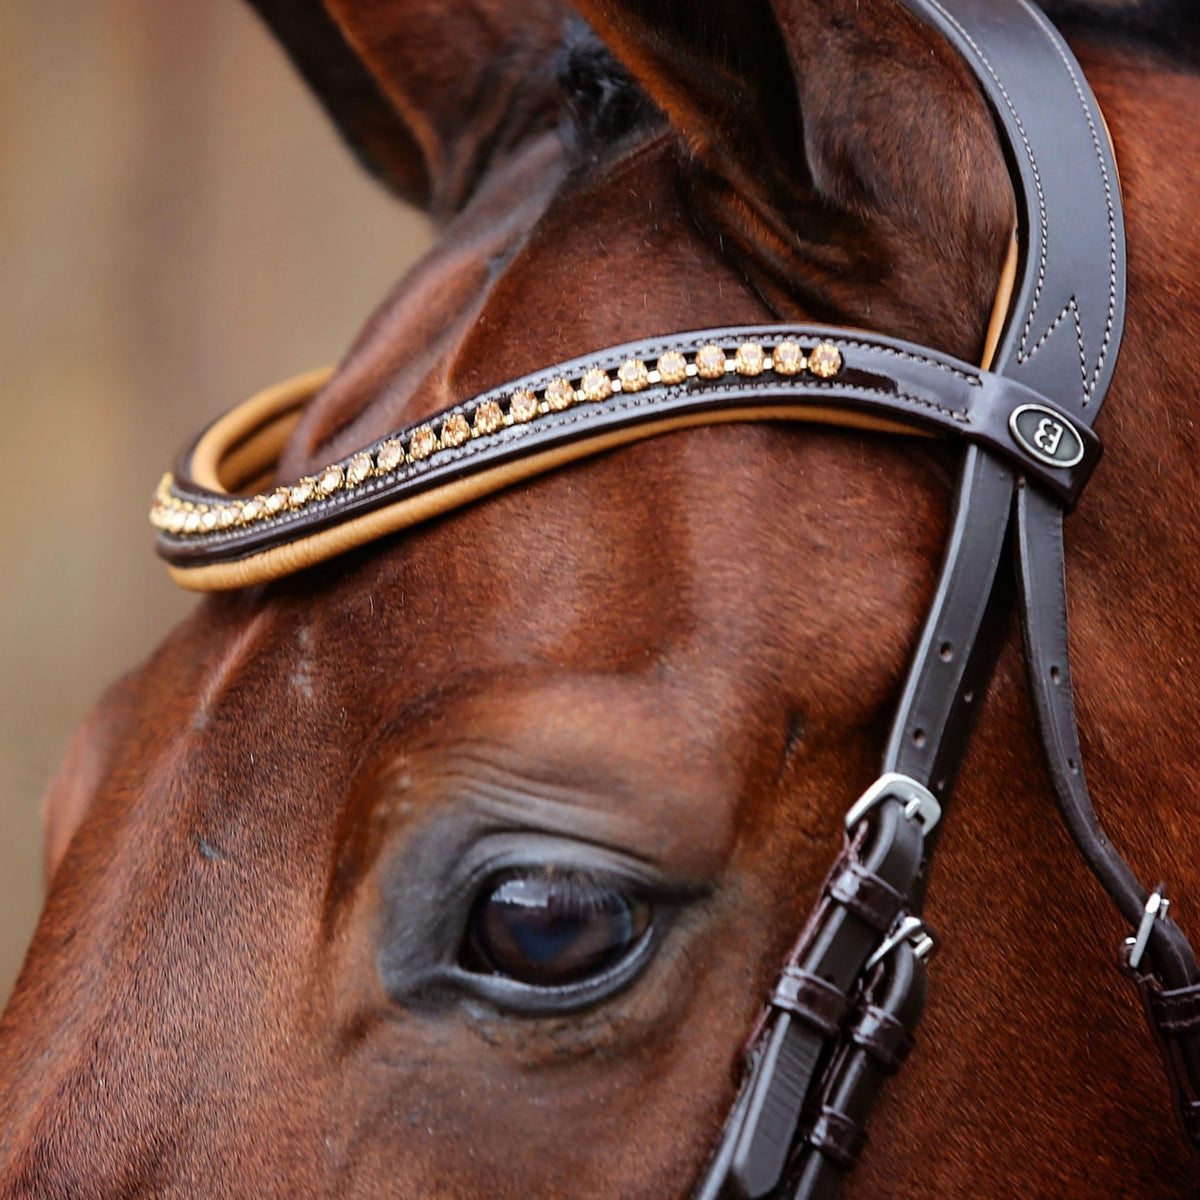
<box><xmin>148</xmin><ymin>1</ymin><xmax>1200</xmax><ymax>1194</ymax></box>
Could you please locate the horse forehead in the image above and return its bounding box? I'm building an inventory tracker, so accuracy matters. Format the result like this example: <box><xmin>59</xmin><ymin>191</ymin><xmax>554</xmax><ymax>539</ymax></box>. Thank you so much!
<box><xmin>198</xmin><ymin>422</ymin><xmax>944</xmax><ymax>728</ymax></box>
<box><xmin>59</xmin><ymin>431</ymin><xmax>929</xmax><ymax>884</ymax></box>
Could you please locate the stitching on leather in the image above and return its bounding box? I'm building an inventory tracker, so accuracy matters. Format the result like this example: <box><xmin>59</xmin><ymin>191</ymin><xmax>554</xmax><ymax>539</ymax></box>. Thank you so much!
<box><xmin>1159</xmin><ymin>1015</ymin><xmax>1200</xmax><ymax>1036</ymax></box>
<box><xmin>1031</xmin><ymin>4</ymin><xmax>1119</xmax><ymax>404</ymax></box>
<box><xmin>835</xmin><ymin>338</ymin><xmax>980</xmax><ymax>385</ymax></box>
<box><xmin>925</xmin><ymin>4</ymin><xmax>1052</xmax><ymax>370</ymax></box>
<box><xmin>927</xmin><ymin>0</ymin><xmax>1118</xmax><ymax>407</ymax></box>
<box><xmin>168</xmin><ymin>378</ymin><xmax>977</xmax><ymax>549</ymax></box>
<box><xmin>493</xmin><ymin>329</ymin><xmax>981</xmax><ymax>394</ymax></box>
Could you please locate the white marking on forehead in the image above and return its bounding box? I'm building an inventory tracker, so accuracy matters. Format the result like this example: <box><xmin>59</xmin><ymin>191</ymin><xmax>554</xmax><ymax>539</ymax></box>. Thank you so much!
<box><xmin>291</xmin><ymin>624</ymin><xmax>316</xmax><ymax>702</ymax></box>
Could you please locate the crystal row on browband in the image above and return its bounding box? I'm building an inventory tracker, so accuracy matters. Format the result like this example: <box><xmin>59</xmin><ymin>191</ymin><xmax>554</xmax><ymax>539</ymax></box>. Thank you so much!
<box><xmin>153</xmin><ymin>324</ymin><xmax>1104</xmax><ymax>589</ymax></box>
<box><xmin>150</xmin><ymin>338</ymin><xmax>843</xmax><ymax>539</ymax></box>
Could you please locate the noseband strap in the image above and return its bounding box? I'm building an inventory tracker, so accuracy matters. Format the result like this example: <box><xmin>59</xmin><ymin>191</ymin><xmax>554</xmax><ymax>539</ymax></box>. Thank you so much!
<box><xmin>148</xmin><ymin>0</ymin><xmax>1200</xmax><ymax>1192</ymax></box>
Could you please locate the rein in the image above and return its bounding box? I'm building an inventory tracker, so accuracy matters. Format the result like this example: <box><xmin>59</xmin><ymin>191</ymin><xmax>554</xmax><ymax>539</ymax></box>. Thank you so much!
<box><xmin>149</xmin><ymin>0</ymin><xmax>1200</xmax><ymax>1194</ymax></box>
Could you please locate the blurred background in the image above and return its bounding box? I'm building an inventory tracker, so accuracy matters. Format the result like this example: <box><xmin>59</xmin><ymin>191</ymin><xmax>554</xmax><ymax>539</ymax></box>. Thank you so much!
<box><xmin>0</xmin><ymin>0</ymin><xmax>432</xmax><ymax>1006</ymax></box>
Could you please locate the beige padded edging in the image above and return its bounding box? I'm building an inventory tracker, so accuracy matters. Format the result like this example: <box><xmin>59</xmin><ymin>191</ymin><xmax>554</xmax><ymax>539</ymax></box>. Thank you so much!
<box><xmin>190</xmin><ymin>366</ymin><xmax>334</xmax><ymax>493</ymax></box>
<box><xmin>169</xmin><ymin>406</ymin><xmax>922</xmax><ymax>591</ymax></box>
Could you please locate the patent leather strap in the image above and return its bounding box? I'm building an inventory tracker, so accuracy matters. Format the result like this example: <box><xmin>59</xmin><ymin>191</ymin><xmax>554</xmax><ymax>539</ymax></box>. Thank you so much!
<box><xmin>154</xmin><ymin>325</ymin><xmax>1099</xmax><ymax>591</ymax></box>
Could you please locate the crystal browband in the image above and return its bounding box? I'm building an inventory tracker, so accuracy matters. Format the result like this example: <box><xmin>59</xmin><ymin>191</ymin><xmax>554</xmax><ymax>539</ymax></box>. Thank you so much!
<box><xmin>153</xmin><ymin>324</ymin><xmax>1102</xmax><ymax>591</ymax></box>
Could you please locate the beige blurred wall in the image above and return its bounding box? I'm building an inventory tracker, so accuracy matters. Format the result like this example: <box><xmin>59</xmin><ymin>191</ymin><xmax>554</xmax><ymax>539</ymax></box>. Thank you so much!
<box><xmin>0</xmin><ymin>0</ymin><xmax>432</xmax><ymax>1006</ymax></box>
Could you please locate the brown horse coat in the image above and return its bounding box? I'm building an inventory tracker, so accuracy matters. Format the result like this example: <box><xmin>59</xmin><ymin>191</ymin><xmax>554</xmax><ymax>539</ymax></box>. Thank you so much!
<box><xmin>2</xmin><ymin>2</ymin><xmax>1199</xmax><ymax>1196</ymax></box>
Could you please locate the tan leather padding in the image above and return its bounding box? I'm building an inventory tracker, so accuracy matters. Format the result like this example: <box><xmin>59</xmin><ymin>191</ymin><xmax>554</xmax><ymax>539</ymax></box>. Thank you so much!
<box><xmin>169</xmin><ymin>405</ymin><xmax>925</xmax><ymax>591</ymax></box>
<box><xmin>189</xmin><ymin>366</ymin><xmax>334</xmax><ymax>493</ymax></box>
<box><xmin>981</xmin><ymin>230</ymin><xmax>1019</xmax><ymax>372</ymax></box>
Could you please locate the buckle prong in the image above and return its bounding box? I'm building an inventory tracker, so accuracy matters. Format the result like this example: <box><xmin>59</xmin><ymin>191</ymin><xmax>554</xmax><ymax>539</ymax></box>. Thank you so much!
<box><xmin>844</xmin><ymin>772</ymin><xmax>941</xmax><ymax>835</ymax></box>
<box><xmin>1125</xmin><ymin>887</ymin><xmax>1170</xmax><ymax>972</ymax></box>
<box><xmin>865</xmin><ymin>915</ymin><xmax>937</xmax><ymax>971</ymax></box>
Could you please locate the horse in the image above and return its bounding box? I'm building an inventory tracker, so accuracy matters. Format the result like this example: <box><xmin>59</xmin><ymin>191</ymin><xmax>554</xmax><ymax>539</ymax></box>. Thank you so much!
<box><xmin>2</xmin><ymin>0</ymin><xmax>1198</xmax><ymax>1196</ymax></box>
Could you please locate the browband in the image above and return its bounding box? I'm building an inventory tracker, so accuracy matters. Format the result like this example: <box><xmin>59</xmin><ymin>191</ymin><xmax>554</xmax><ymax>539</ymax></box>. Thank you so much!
<box><xmin>153</xmin><ymin>327</ymin><xmax>1097</xmax><ymax>590</ymax></box>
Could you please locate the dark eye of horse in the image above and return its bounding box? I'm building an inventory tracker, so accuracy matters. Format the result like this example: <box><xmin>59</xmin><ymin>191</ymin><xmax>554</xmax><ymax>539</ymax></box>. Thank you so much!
<box><xmin>463</xmin><ymin>868</ymin><xmax>651</xmax><ymax>987</ymax></box>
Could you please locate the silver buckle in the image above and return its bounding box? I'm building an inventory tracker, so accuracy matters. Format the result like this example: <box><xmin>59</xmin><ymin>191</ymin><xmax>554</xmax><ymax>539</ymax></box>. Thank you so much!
<box><xmin>844</xmin><ymin>772</ymin><xmax>941</xmax><ymax>835</ymax></box>
<box><xmin>1125</xmin><ymin>888</ymin><xmax>1170</xmax><ymax>972</ymax></box>
<box><xmin>865</xmin><ymin>915</ymin><xmax>938</xmax><ymax>971</ymax></box>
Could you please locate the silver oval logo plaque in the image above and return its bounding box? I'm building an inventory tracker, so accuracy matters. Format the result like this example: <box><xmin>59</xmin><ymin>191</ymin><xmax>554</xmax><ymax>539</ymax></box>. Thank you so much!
<box><xmin>1008</xmin><ymin>404</ymin><xmax>1085</xmax><ymax>469</ymax></box>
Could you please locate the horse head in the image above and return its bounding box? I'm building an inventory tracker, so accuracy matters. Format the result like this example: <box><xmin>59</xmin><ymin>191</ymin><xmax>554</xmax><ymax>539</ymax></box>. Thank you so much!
<box><xmin>3</xmin><ymin>1</ymin><xmax>1199</xmax><ymax>1196</ymax></box>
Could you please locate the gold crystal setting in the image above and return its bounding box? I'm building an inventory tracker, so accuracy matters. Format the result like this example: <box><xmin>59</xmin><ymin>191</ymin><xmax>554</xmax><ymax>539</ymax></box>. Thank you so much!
<box><xmin>316</xmin><ymin>465</ymin><xmax>344</xmax><ymax>497</ymax></box>
<box><xmin>616</xmin><ymin>359</ymin><xmax>650</xmax><ymax>393</ymax></box>
<box><xmin>808</xmin><ymin>342</ymin><xmax>843</xmax><ymax>379</ymax></box>
<box><xmin>580</xmin><ymin>368</ymin><xmax>613</xmax><ymax>402</ymax></box>
<box><xmin>151</xmin><ymin>337</ymin><xmax>846</xmax><ymax>537</ymax></box>
<box><xmin>346</xmin><ymin>454</ymin><xmax>374</xmax><ymax>487</ymax></box>
<box><xmin>695</xmin><ymin>344</ymin><xmax>726</xmax><ymax>379</ymax></box>
<box><xmin>510</xmin><ymin>389</ymin><xmax>538</xmax><ymax>423</ymax></box>
<box><xmin>773</xmin><ymin>340</ymin><xmax>805</xmax><ymax>375</ymax></box>
<box><xmin>441</xmin><ymin>413</ymin><xmax>470</xmax><ymax>448</ymax></box>
<box><xmin>656</xmin><ymin>350</ymin><xmax>688</xmax><ymax>385</ymax></box>
<box><xmin>734</xmin><ymin>342</ymin><xmax>766</xmax><ymax>376</ymax></box>
<box><xmin>544</xmin><ymin>378</ymin><xmax>574</xmax><ymax>411</ymax></box>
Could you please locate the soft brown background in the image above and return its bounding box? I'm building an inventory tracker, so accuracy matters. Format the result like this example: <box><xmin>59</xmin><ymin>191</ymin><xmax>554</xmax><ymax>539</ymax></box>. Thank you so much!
<box><xmin>0</xmin><ymin>0</ymin><xmax>432</xmax><ymax>1006</ymax></box>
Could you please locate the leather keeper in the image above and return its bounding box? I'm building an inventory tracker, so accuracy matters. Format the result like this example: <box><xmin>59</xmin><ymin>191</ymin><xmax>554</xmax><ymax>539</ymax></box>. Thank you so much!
<box><xmin>849</xmin><ymin>1003</ymin><xmax>915</xmax><ymax>1072</ymax></box>
<box><xmin>1124</xmin><ymin>956</ymin><xmax>1200</xmax><ymax>1171</ymax></box>
<box><xmin>1184</xmin><ymin>1100</ymin><xmax>1200</xmax><ymax>1142</ymax></box>
<box><xmin>771</xmin><ymin>967</ymin><xmax>850</xmax><ymax>1037</ymax></box>
<box><xmin>1149</xmin><ymin>982</ymin><xmax>1200</xmax><ymax>1036</ymax></box>
<box><xmin>807</xmin><ymin>1106</ymin><xmax>866</xmax><ymax>1169</ymax></box>
<box><xmin>826</xmin><ymin>858</ymin><xmax>906</xmax><ymax>932</ymax></box>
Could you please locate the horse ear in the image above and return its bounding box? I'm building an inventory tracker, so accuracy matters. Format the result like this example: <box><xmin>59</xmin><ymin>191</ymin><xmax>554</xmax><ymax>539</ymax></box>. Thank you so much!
<box><xmin>571</xmin><ymin>0</ymin><xmax>1016</xmax><ymax>359</ymax></box>
<box><xmin>246</xmin><ymin>0</ymin><xmax>570</xmax><ymax>218</ymax></box>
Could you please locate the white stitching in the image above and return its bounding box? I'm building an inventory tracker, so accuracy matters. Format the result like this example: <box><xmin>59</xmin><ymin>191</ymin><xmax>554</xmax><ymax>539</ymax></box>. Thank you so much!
<box><xmin>925</xmin><ymin>0</ymin><xmax>1119</xmax><ymax>407</ymax></box>
<box><xmin>1028</xmin><ymin>3</ymin><xmax>1119</xmax><ymax>404</ymax></box>
<box><xmin>170</xmin><ymin>377</ymin><xmax>975</xmax><ymax>545</ymax></box>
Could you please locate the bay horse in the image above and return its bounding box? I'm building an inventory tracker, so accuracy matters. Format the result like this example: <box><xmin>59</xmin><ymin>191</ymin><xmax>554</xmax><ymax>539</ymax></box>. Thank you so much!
<box><xmin>2</xmin><ymin>1</ymin><xmax>1199</xmax><ymax>1196</ymax></box>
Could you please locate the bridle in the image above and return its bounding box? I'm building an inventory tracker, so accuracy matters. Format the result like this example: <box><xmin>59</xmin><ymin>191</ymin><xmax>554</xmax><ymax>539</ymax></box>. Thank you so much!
<box><xmin>148</xmin><ymin>1</ymin><xmax>1200</xmax><ymax>1194</ymax></box>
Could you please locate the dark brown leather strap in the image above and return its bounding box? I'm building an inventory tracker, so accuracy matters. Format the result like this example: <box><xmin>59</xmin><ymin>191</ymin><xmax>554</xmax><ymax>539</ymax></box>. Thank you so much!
<box><xmin>1018</xmin><ymin>485</ymin><xmax>1200</xmax><ymax>1174</ymax></box>
<box><xmin>787</xmin><ymin>944</ymin><xmax>929</xmax><ymax>1200</ymax></box>
<box><xmin>825</xmin><ymin>858</ymin><xmax>907</xmax><ymax>933</ymax></box>
<box><xmin>883</xmin><ymin>446</ymin><xmax>1014</xmax><ymax>805</ymax></box>
<box><xmin>771</xmin><ymin>970</ymin><xmax>850</xmax><ymax>1039</ymax></box>
<box><xmin>1124</xmin><ymin>959</ymin><xmax>1200</xmax><ymax>1181</ymax></box>
<box><xmin>693</xmin><ymin>798</ymin><xmax>932</xmax><ymax>1200</ymax></box>
<box><xmin>896</xmin><ymin>0</ymin><xmax>1200</xmax><ymax>1184</ymax></box>
<box><xmin>156</xmin><ymin>324</ymin><xmax>1101</xmax><ymax>581</ymax></box>
<box><xmin>850</xmin><ymin>1004</ymin><xmax>915</xmax><ymax>1073</ymax></box>
<box><xmin>806</xmin><ymin>1110</ymin><xmax>865</xmax><ymax>1171</ymax></box>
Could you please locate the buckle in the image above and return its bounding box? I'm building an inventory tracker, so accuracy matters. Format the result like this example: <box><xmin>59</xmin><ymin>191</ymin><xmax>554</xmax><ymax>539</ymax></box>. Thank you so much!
<box><xmin>844</xmin><ymin>773</ymin><xmax>941</xmax><ymax>836</ymax></box>
<box><xmin>1125</xmin><ymin>887</ymin><xmax>1170</xmax><ymax>972</ymax></box>
<box><xmin>865</xmin><ymin>915</ymin><xmax>938</xmax><ymax>971</ymax></box>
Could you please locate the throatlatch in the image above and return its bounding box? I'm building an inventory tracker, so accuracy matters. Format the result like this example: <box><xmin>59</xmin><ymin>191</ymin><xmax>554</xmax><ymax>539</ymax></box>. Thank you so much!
<box><xmin>149</xmin><ymin>0</ymin><xmax>1200</xmax><ymax>1193</ymax></box>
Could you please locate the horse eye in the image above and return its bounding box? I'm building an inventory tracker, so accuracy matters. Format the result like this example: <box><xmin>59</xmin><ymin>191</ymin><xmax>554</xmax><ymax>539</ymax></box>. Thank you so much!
<box><xmin>463</xmin><ymin>868</ymin><xmax>651</xmax><ymax>987</ymax></box>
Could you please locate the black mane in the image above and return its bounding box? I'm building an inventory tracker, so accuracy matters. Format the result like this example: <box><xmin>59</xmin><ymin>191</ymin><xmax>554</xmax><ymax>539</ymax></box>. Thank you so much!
<box><xmin>1042</xmin><ymin>0</ymin><xmax>1200</xmax><ymax>68</ymax></box>
<box><xmin>554</xmin><ymin>18</ymin><xmax>661</xmax><ymax>158</ymax></box>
